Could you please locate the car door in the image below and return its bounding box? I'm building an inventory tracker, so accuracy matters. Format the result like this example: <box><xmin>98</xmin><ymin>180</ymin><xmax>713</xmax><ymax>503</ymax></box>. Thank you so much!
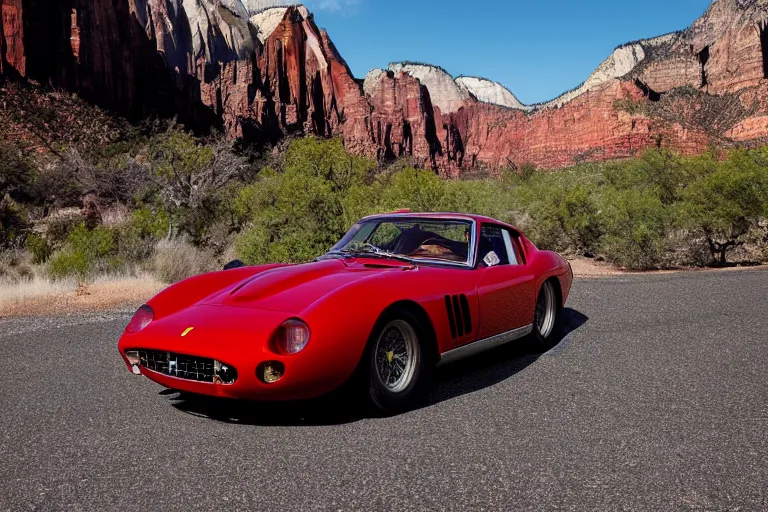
<box><xmin>475</xmin><ymin>224</ymin><xmax>536</xmax><ymax>339</ymax></box>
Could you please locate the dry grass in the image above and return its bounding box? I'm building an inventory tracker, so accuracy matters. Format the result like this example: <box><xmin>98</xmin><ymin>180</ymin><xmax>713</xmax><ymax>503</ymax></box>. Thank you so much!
<box><xmin>153</xmin><ymin>239</ymin><xmax>217</xmax><ymax>284</ymax></box>
<box><xmin>0</xmin><ymin>272</ymin><xmax>165</xmax><ymax>318</ymax></box>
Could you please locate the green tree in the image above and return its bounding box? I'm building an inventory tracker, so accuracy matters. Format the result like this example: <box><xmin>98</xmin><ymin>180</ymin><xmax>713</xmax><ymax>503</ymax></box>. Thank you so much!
<box><xmin>678</xmin><ymin>150</ymin><xmax>768</xmax><ymax>266</ymax></box>
<box><xmin>235</xmin><ymin>138</ymin><xmax>376</xmax><ymax>264</ymax></box>
<box><xmin>146</xmin><ymin>127</ymin><xmax>247</xmax><ymax>243</ymax></box>
<box><xmin>600</xmin><ymin>188</ymin><xmax>668</xmax><ymax>270</ymax></box>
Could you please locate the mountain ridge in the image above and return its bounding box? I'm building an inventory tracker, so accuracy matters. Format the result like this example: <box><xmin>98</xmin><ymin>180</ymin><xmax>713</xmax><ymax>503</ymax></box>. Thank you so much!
<box><xmin>2</xmin><ymin>0</ymin><xmax>768</xmax><ymax>174</ymax></box>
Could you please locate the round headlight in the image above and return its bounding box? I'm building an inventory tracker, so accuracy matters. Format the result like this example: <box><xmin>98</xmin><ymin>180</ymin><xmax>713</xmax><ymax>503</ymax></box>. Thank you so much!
<box><xmin>126</xmin><ymin>304</ymin><xmax>154</xmax><ymax>333</ymax></box>
<box><xmin>274</xmin><ymin>319</ymin><xmax>310</xmax><ymax>355</ymax></box>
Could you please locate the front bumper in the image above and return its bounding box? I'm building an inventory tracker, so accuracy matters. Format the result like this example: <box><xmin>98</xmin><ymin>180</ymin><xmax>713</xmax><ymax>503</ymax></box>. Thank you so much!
<box><xmin>118</xmin><ymin>305</ymin><xmax>361</xmax><ymax>401</ymax></box>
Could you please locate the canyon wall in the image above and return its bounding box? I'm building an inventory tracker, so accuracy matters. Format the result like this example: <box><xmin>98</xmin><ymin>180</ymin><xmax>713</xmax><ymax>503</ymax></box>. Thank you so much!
<box><xmin>2</xmin><ymin>0</ymin><xmax>768</xmax><ymax>174</ymax></box>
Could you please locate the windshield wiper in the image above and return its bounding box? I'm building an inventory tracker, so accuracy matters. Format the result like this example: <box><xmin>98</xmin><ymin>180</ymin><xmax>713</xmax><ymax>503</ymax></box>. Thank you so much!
<box><xmin>348</xmin><ymin>251</ymin><xmax>416</xmax><ymax>264</ymax></box>
<box><xmin>336</xmin><ymin>247</ymin><xmax>416</xmax><ymax>265</ymax></box>
<box><xmin>319</xmin><ymin>246</ymin><xmax>417</xmax><ymax>265</ymax></box>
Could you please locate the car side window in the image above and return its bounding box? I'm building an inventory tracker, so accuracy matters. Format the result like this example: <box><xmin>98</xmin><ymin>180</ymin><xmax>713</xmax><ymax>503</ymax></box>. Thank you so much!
<box><xmin>479</xmin><ymin>226</ymin><xmax>524</xmax><ymax>267</ymax></box>
<box><xmin>502</xmin><ymin>229</ymin><xmax>520</xmax><ymax>265</ymax></box>
<box><xmin>479</xmin><ymin>226</ymin><xmax>509</xmax><ymax>267</ymax></box>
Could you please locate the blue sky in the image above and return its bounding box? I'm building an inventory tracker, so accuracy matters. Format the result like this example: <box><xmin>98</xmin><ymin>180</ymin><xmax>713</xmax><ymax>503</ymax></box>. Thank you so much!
<box><xmin>305</xmin><ymin>0</ymin><xmax>712</xmax><ymax>105</ymax></box>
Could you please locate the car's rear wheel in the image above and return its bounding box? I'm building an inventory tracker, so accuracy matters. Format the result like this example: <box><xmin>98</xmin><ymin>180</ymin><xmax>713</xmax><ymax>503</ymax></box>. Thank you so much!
<box><xmin>531</xmin><ymin>280</ymin><xmax>558</xmax><ymax>351</ymax></box>
<box><xmin>367</xmin><ymin>309</ymin><xmax>428</xmax><ymax>414</ymax></box>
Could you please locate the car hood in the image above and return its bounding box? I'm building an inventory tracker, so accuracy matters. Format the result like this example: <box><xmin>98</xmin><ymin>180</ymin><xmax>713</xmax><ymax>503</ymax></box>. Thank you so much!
<box><xmin>202</xmin><ymin>258</ymin><xmax>413</xmax><ymax>313</ymax></box>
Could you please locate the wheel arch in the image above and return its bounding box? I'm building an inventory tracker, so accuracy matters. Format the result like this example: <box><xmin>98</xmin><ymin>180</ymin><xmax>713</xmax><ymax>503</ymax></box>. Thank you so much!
<box><xmin>379</xmin><ymin>300</ymin><xmax>440</xmax><ymax>366</ymax></box>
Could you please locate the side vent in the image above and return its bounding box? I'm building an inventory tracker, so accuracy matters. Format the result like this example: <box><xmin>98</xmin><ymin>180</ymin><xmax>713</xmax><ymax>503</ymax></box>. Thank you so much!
<box><xmin>445</xmin><ymin>294</ymin><xmax>472</xmax><ymax>338</ymax></box>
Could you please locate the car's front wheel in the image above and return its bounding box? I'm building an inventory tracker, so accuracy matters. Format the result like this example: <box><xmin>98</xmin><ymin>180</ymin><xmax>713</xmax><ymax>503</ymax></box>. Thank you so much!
<box><xmin>367</xmin><ymin>309</ymin><xmax>428</xmax><ymax>414</ymax></box>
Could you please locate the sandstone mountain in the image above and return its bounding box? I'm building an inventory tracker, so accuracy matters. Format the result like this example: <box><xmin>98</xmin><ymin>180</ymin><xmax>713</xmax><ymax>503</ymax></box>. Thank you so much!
<box><xmin>2</xmin><ymin>0</ymin><xmax>768</xmax><ymax>174</ymax></box>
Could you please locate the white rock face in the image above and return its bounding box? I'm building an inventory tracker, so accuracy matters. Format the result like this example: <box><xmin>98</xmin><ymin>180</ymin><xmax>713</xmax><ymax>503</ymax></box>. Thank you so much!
<box><xmin>540</xmin><ymin>32</ymin><xmax>678</xmax><ymax>108</ymax></box>
<box><xmin>241</xmin><ymin>0</ymin><xmax>291</xmax><ymax>14</ymax></box>
<box><xmin>250</xmin><ymin>5</ymin><xmax>310</xmax><ymax>43</ymax></box>
<box><xmin>134</xmin><ymin>1</ymin><xmax>312</xmax><ymax>64</ymax></box>
<box><xmin>388</xmin><ymin>63</ymin><xmax>470</xmax><ymax>113</ymax></box>
<box><xmin>455</xmin><ymin>76</ymin><xmax>530</xmax><ymax>111</ymax></box>
<box><xmin>182</xmin><ymin>0</ymin><xmax>255</xmax><ymax>61</ymax></box>
<box><xmin>363</xmin><ymin>68</ymin><xmax>387</xmax><ymax>96</ymax></box>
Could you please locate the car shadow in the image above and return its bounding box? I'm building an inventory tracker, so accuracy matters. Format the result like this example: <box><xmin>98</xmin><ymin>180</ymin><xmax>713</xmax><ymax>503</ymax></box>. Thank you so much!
<box><xmin>166</xmin><ymin>308</ymin><xmax>588</xmax><ymax>427</ymax></box>
<box><xmin>427</xmin><ymin>308</ymin><xmax>588</xmax><ymax>406</ymax></box>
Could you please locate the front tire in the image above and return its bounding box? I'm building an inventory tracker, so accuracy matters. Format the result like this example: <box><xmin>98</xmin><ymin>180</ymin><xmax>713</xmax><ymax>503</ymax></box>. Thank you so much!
<box><xmin>367</xmin><ymin>309</ymin><xmax>428</xmax><ymax>414</ymax></box>
<box><xmin>531</xmin><ymin>280</ymin><xmax>558</xmax><ymax>351</ymax></box>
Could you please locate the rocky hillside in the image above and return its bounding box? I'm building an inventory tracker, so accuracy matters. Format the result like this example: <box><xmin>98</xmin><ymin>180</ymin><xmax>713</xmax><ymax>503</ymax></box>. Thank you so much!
<box><xmin>2</xmin><ymin>0</ymin><xmax>768</xmax><ymax>174</ymax></box>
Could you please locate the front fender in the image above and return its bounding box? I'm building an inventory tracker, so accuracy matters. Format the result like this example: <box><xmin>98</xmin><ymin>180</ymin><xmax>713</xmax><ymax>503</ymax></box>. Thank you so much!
<box><xmin>298</xmin><ymin>268</ymin><xmax>452</xmax><ymax>381</ymax></box>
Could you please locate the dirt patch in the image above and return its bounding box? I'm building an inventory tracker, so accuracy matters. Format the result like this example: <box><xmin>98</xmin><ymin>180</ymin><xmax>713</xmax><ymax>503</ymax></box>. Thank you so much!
<box><xmin>0</xmin><ymin>276</ymin><xmax>164</xmax><ymax>318</ymax></box>
<box><xmin>570</xmin><ymin>257</ymin><xmax>768</xmax><ymax>278</ymax></box>
<box><xmin>569</xmin><ymin>258</ymin><xmax>627</xmax><ymax>277</ymax></box>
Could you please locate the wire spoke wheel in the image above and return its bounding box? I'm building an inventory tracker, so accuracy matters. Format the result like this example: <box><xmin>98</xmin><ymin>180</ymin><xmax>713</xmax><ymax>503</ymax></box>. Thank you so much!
<box><xmin>535</xmin><ymin>281</ymin><xmax>557</xmax><ymax>339</ymax></box>
<box><xmin>373</xmin><ymin>320</ymin><xmax>419</xmax><ymax>393</ymax></box>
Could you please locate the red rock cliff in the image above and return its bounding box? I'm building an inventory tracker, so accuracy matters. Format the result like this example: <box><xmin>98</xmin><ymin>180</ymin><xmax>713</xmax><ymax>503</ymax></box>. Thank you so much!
<box><xmin>1</xmin><ymin>0</ymin><xmax>768</xmax><ymax>174</ymax></box>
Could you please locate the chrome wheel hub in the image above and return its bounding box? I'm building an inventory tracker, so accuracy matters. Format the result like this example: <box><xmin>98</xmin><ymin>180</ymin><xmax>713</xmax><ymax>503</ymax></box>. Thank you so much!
<box><xmin>374</xmin><ymin>320</ymin><xmax>419</xmax><ymax>393</ymax></box>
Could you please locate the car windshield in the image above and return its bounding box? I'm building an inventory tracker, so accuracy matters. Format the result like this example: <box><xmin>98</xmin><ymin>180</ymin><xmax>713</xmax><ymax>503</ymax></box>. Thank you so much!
<box><xmin>323</xmin><ymin>217</ymin><xmax>474</xmax><ymax>266</ymax></box>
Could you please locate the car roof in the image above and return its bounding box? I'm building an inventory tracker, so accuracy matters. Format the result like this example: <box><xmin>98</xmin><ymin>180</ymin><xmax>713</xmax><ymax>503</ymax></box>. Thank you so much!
<box><xmin>360</xmin><ymin>211</ymin><xmax>520</xmax><ymax>232</ymax></box>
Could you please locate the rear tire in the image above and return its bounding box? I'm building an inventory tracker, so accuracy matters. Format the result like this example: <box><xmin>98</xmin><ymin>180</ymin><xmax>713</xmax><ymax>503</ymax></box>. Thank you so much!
<box><xmin>531</xmin><ymin>280</ymin><xmax>559</xmax><ymax>352</ymax></box>
<box><xmin>366</xmin><ymin>308</ymin><xmax>429</xmax><ymax>414</ymax></box>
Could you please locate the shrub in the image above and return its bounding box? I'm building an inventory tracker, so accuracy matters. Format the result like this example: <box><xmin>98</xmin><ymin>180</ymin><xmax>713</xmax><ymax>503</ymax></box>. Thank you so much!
<box><xmin>379</xmin><ymin>168</ymin><xmax>446</xmax><ymax>212</ymax></box>
<box><xmin>153</xmin><ymin>239</ymin><xmax>216</xmax><ymax>284</ymax></box>
<box><xmin>146</xmin><ymin>127</ymin><xmax>248</xmax><ymax>241</ymax></box>
<box><xmin>0</xmin><ymin>197</ymin><xmax>31</xmax><ymax>250</ymax></box>
<box><xmin>115</xmin><ymin>205</ymin><xmax>171</xmax><ymax>263</ymax></box>
<box><xmin>600</xmin><ymin>188</ymin><xmax>668</xmax><ymax>269</ymax></box>
<box><xmin>0</xmin><ymin>141</ymin><xmax>36</xmax><ymax>202</ymax></box>
<box><xmin>26</xmin><ymin>233</ymin><xmax>53</xmax><ymax>264</ymax></box>
<box><xmin>676</xmin><ymin>150</ymin><xmax>768</xmax><ymax>265</ymax></box>
<box><xmin>48</xmin><ymin>224</ymin><xmax>118</xmax><ymax>279</ymax></box>
<box><xmin>235</xmin><ymin>138</ymin><xmax>377</xmax><ymax>265</ymax></box>
<box><xmin>48</xmin><ymin>250</ymin><xmax>91</xmax><ymax>279</ymax></box>
<box><xmin>518</xmin><ymin>180</ymin><xmax>603</xmax><ymax>254</ymax></box>
<box><xmin>0</xmin><ymin>248</ymin><xmax>34</xmax><ymax>283</ymax></box>
<box><xmin>45</xmin><ymin>212</ymin><xmax>82</xmax><ymax>245</ymax></box>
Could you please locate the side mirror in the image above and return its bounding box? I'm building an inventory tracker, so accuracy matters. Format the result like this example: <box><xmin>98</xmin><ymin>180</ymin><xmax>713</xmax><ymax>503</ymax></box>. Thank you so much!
<box><xmin>223</xmin><ymin>259</ymin><xmax>246</xmax><ymax>271</ymax></box>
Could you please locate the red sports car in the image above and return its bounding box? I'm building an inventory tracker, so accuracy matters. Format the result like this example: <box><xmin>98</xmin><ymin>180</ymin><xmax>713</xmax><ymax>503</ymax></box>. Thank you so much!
<box><xmin>118</xmin><ymin>212</ymin><xmax>573</xmax><ymax>412</ymax></box>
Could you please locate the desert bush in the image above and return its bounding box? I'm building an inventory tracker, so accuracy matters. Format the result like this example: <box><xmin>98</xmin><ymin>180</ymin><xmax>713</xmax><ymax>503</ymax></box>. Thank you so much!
<box><xmin>0</xmin><ymin>141</ymin><xmax>36</xmax><ymax>202</ymax></box>
<box><xmin>30</xmin><ymin>165</ymin><xmax>82</xmax><ymax>209</ymax></box>
<box><xmin>48</xmin><ymin>224</ymin><xmax>119</xmax><ymax>279</ymax></box>
<box><xmin>676</xmin><ymin>150</ymin><xmax>768</xmax><ymax>265</ymax></box>
<box><xmin>56</xmin><ymin>148</ymin><xmax>151</xmax><ymax>205</ymax></box>
<box><xmin>378</xmin><ymin>168</ymin><xmax>446</xmax><ymax>212</ymax></box>
<box><xmin>519</xmin><ymin>180</ymin><xmax>603</xmax><ymax>254</ymax></box>
<box><xmin>45</xmin><ymin>211</ymin><xmax>83</xmax><ymax>245</ymax></box>
<box><xmin>153</xmin><ymin>239</ymin><xmax>216</xmax><ymax>284</ymax></box>
<box><xmin>26</xmin><ymin>232</ymin><xmax>53</xmax><ymax>264</ymax></box>
<box><xmin>600</xmin><ymin>188</ymin><xmax>668</xmax><ymax>269</ymax></box>
<box><xmin>0</xmin><ymin>248</ymin><xmax>34</xmax><ymax>283</ymax></box>
<box><xmin>144</xmin><ymin>127</ymin><xmax>248</xmax><ymax>242</ymax></box>
<box><xmin>0</xmin><ymin>197</ymin><xmax>31</xmax><ymax>250</ymax></box>
<box><xmin>235</xmin><ymin>138</ymin><xmax>376</xmax><ymax>264</ymax></box>
<box><xmin>112</xmin><ymin>205</ymin><xmax>170</xmax><ymax>263</ymax></box>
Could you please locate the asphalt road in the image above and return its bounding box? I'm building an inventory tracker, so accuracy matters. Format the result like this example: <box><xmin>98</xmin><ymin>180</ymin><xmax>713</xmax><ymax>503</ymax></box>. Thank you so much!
<box><xmin>1</xmin><ymin>269</ymin><xmax>767</xmax><ymax>511</ymax></box>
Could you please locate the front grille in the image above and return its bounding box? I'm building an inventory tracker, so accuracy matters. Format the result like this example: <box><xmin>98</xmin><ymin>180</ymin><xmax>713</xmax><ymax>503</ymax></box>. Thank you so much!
<box><xmin>137</xmin><ymin>350</ymin><xmax>235</xmax><ymax>384</ymax></box>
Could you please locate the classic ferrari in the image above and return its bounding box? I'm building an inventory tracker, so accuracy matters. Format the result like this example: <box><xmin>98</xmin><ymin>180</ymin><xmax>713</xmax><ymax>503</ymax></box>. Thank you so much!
<box><xmin>118</xmin><ymin>212</ymin><xmax>572</xmax><ymax>412</ymax></box>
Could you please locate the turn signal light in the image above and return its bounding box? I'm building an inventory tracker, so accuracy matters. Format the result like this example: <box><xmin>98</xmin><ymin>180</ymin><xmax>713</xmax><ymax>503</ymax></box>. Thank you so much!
<box><xmin>257</xmin><ymin>362</ymin><xmax>285</xmax><ymax>384</ymax></box>
<box><xmin>125</xmin><ymin>350</ymin><xmax>141</xmax><ymax>375</ymax></box>
<box><xmin>126</xmin><ymin>305</ymin><xmax>154</xmax><ymax>333</ymax></box>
